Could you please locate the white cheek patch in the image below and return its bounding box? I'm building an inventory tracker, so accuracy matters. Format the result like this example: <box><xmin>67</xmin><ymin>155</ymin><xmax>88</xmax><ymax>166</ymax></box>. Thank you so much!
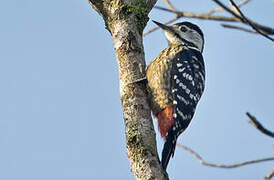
<box><xmin>177</xmin><ymin>30</ymin><xmax>203</xmax><ymax>52</ymax></box>
<box><xmin>163</xmin><ymin>27</ymin><xmax>203</xmax><ymax>52</ymax></box>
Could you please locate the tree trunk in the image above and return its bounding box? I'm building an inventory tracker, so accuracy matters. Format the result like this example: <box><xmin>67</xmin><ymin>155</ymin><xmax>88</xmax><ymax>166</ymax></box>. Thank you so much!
<box><xmin>89</xmin><ymin>0</ymin><xmax>168</xmax><ymax>179</ymax></box>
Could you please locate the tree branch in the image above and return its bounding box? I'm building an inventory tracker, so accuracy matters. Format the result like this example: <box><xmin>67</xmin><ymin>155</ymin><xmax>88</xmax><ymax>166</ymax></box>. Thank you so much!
<box><xmin>154</xmin><ymin>6</ymin><xmax>241</xmax><ymax>22</ymax></box>
<box><xmin>246</xmin><ymin>112</ymin><xmax>274</xmax><ymax>138</ymax></box>
<box><xmin>221</xmin><ymin>24</ymin><xmax>257</xmax><ymax>34</ymax></box>
<box><xmin>212</xmin><ymin>0</ymin><xmax>274</xmax><ymax>35</ymax></box>
<box><xmin>229</xmin><ymin>0</ymin><xmax>274</xmax><ymax>41</ymax></box>
<box><xmin>145</xmin><ymin>0</ymin><xmax>274</xmax><ymax>40</ymax></box>
<box><xmin>144</xmin><ymin>0</ymin><xmax>252</xmax><ymax>36</ymax></box>
<box><xmin>177</xmin><ymin>144</ymin><xmax>274</xmax><ymax>168</ymax></box>
<box><xmin>162</xmin><ymin>0</ymin><xmax>176</xmax><ymax>11</ymax></box>
<box><xmin>144</xmin><ymin>6</ymin><xmax>240</xmax><ymax>36</ymax></box>
<box><xmin>209</xmin><ymin>0</ymin><xmax>250</xmax><ymax>15</ymax></box>
<box><xmin>212</xmin><ymin>0</ymin><xmax>274</xmax><ymax>41</ymax></box>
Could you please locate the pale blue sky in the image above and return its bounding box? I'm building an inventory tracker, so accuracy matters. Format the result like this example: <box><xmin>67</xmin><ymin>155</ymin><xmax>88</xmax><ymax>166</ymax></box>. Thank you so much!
<box><xmin>0</xmin><ymin>0</ymin><xmax>273</xmax><ymax>179</ymax></box>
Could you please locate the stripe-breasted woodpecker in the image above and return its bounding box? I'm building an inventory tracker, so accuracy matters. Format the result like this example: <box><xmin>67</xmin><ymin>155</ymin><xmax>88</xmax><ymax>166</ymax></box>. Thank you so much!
<box><xmin>146</xmin><ymin>20</ymin><xmax>205</xmax><ymax>170</ymax></box>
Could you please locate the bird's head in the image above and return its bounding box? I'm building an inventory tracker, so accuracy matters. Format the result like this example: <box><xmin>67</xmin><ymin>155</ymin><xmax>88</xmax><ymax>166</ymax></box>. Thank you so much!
<box><xmin>153</xmin><ymin>20</ymin><xmax>204</xmax><ymax>53</ymax></box>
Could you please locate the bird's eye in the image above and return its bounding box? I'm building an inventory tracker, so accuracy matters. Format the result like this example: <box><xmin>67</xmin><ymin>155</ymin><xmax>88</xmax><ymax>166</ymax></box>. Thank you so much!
<box><xmin>180</xmin><ymin>26</ymin><xmax>187</xmax><ymax>32</ymax></box>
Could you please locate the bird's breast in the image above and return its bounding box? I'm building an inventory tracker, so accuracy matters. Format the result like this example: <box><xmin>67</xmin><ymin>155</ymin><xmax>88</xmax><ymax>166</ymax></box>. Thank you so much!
<box><xmin>146</xmin><ymin>45</ymin><xmax>185</xmax><ymax>114</ymax></box>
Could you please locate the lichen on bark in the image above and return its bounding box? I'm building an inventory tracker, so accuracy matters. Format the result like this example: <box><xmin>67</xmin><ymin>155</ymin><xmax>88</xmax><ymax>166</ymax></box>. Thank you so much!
<box><xmin>120</xmin><ymin>0</ymin><xmax>150</xmax><ymax>34</ymax></box>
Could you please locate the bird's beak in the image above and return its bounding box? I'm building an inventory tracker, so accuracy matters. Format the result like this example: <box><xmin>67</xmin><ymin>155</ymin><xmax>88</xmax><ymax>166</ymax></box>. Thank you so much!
<box><xmin>152</xmin><ymin>20</ymin><xmax>173</xmax><ymax>33</ymax></box>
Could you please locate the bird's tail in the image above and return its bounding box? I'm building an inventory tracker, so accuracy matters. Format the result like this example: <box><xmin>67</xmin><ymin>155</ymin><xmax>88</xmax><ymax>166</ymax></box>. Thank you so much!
<box><xmin>161</xmin><ymin>130</ymin><xmax>177</xmax><ymax>170</ymax></box>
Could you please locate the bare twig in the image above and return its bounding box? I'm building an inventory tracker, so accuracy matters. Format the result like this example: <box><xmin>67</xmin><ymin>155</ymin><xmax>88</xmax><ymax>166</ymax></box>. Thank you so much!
<box><xmin>221</xmin><ymin>24</ymin><xmax>257</xmax><ymax>34</ymax></box>
<box><xmin>154</xmin><ymin>6</ymin><xmax>241</xmax><ymax>22</ymax></box>
<box><xmin>154</xmin><ymin>4</ymin><xmax>274</xmax><ymax>35</ymax></box>
<box><xmin>147</xmin><ymin>0</ymin><xmax>252</xmax><ymax>36</ymax></box>
<box><xmin>212</xmin><ymin>0</ymin><xmax>274</xmax><ymax>41</ymax></box>
<box><xmin>235</xmin><ymin>0</ymin><xmax>251</xmax><ymax>7</ymax></box>
<box><xmin>212</xmin><ymin>0</ymin><xmax>246</xmax><ymax>21</ymax></box>
<box><xmin>265</xmin><ymin>169</ymin><xmax>274</xmax><ymax>179</ymax></box>
<box><xmin>177</xmin><ymin>143</ymin><xmax>274</xmax><ymax>168</ymax></box>
<box><xmin>163</xmin><ymin>0</ymin><xmax>176</xmax><ymax>11</ymax></box>
<box><xmin>246</xmin><ymin>112</ymin><xmax>274</xmax><ymax>138</ymax></box>
<box><xmin>228</xmin><ymin>0</ymin><xmax>274</xmax><ymax>41</ymax></box>
<box><xmin>209</xmin><ymin>0</ymin><xmax>251</xmax><ymax>15</ymax></box>
<box><xmin>208</xmin><ymin>6</ymin><xmax>227</xmax><ymax>15</ymax></box>
<box><xmin>229</xmin><ymin>0</ymin><xmax>251</xmax><ymax>16</ymax></box>
<box><xmin>149</xmin><ymin>0</ymin><xmax>274</xmax><ymax>39</ymax></box>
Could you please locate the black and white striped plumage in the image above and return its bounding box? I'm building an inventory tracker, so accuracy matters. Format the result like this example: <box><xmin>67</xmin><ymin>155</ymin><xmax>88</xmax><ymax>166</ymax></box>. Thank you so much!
<box><xmin>146</xmin><ymin>21</ymin><xmax>205</xmax><ymax>171</ymax></box>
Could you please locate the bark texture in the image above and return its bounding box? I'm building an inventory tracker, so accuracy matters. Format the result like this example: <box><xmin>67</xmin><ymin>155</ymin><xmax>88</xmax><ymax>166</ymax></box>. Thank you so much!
<box><xmin>89</xmin><ymin>0</ymin><xmax>168</xmax><ymax>179</ymax></box>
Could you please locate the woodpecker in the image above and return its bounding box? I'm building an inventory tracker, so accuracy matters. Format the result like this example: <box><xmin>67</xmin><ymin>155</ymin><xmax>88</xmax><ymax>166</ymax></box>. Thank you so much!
<box><xmin>146</xmin><ymin>20</ymin><xmax>205</xmax><ymax>170</ymax></box>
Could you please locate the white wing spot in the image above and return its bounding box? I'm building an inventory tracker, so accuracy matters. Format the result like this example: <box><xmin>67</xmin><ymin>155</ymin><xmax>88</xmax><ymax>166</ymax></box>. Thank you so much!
<box><xmin>188</xmin><ymin>46</ymin><xmax>200</xmax><ymax>51</ymax></box>
<box><xmin>179</xmin><ymin>82</ymin><xmax>186</xmax><ymax>90</ymax></box>
<box><xmin>177</xmin><ymin>108</ymin><xmax>187</xmax><ymax>119</ymax></box>
<box><xmin>194</xmin><ymin>64</ymin><xmax>199</xmax><ymax>69</ymax></box>
<box><xmin>189</xmin><ymin>93</ymin><xmax>197</xmax><ymax>101</ymax></box>
<box><xmin>178</xmin><ymin>68</ymin><xmax>185</xmax><ymax>72</ymax></box>
<box><xmin>176</xmin><ymin>94</ymin><xmax>189</xmax><ymax>105</ymax></box>
<box><xmin>188</xmin><ymin>75</ymin><xmax>193</xmax><ymax>81</ymax></box>
<box><xmin>196</xmin><ymin>94</ymin><xmax>201</xmax><ymax>101</ymax></box>
<box><xmin>177</xmin><ymin>63</ymin><xmax>183</xmax><ymax>67</ymax></box>
<box><xmin>192</xmin><ymin>56</ymin><xmax>198</xmax><ymax>61</ymax></box>
<box><xmin>172</xmin><ymin>88</ymin><xmax>177</xmax><ymax>93</ymax></box>
<box><xmin>199</xmin><ymin>72</ymin><xmax>205</xmax><ymax>83</ymax></box>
